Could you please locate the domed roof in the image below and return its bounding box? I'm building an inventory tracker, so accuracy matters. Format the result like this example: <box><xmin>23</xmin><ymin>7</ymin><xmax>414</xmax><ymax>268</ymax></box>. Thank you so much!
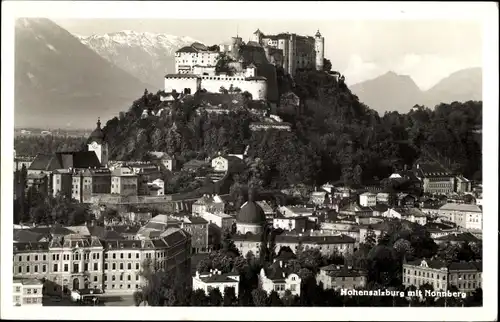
<box><xmin>87</xmin><ymin>118</ymin><xmax>105</xmax><ymax>144</ymax></box>
<box><xmin>237</xmin><ymin>201</ymin><xmax>266</xmax><ymax>225</ymax></box>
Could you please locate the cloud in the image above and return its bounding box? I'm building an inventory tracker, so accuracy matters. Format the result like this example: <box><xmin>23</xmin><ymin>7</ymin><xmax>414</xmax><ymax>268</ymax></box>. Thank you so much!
<box><xmin>342</xmin><ymin>55</ymin><xmax>385</xmax><ymax>85</ymax></box>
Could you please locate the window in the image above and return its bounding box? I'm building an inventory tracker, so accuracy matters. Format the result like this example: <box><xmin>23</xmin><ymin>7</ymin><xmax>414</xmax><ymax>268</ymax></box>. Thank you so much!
<box><xmin>105</xmin><ymin>263</ymin><xmax>108</xmax><ymax>270</ymax></box>
<box><xmin>15</xmin><ymin>286</ymin><xmax>21</xmax><ymax>292</ymax></box>
<box><xmin>18</xmin><ymin>266</ymin><xmax>22</xmax><ymax>273</ymax></box>
<box><xmin>120</xmin><ymin>275</ymin><xmax>123</xmax><ymax>281</ymax></box>
<box><xmin>94</xmin><ymin>276</ymin><xmax>98</xmax><ymax>282</ymax></box>
<box><xmin>136</xmin><ymin>254</ymin><xmax>140</xmax><ymax>259</ymax></box>
<box><xmin>27</xmin><ymin>288</ymin><xmax>32</xmax><ymax>294</ymax></box>
<box><xmin>128</xmin><ymin>253</ymin><xmax>132</xmax><ymax>259</ymax></box>
<box><xmin>112</xmin><ymin>263</ymin><xmax>116</xmax><ymax>270</ymax></box>
<box><xmin>112</xmin><ymin>275</ymin><xmax>116</xmax><ymax>281</ymax></box>
<box><xmin>94</xmin><ymin>263</ymin><xmax>98</xmax><ymax>271</ymax></box>
<box><xmin>136</xmin><ymin>275</ymin><xmax>139</xmax><ymax>281</ymax></box>
<box><xmin>53</xmin><ymin>264</ymin><xmax>58</xmax><ymax>272</ymax></box>
<box><xmin>34</xmin><ymin>265</ymin><xmax>38</xmax><ymax>273</ymax></box>
<box><xmin>120</xmin><ymin>263</ymin><xmax>124</xmax><ymax>270</ymax></box>
<box><xmin>26</xmin><ymin>266</ymin><xmax>30</xmax><ymax>273</ymax></box>
<box><xmin>128</xmin><ymin>263</ymin><xmax>132</xmax><ymax>270</ymax></box>
<box><xmin>113</xmin><ymin>254</ymin><xmax>116</xmax><ymax>259</ymax></box>
<box><xmin>34</xmin><ymin>255</ymin><xmax>38</xmax><ymax>261</ymax></box>
<box><xmin>33</xmin><ymin>288</ymin><xmax>38</xmax><ymax>294</ymax></box>
<box><xmin>128</xmin><ymin>275</ymin><xmax>131</xmax><ymax>281</ymax></box>
<box><xmin>290</xmin><ymin>284</ymin><xmax>297</xmax><ymax>291</ymax></box>
<box><xmin>27</xmin><ymin>256</ymin><xmax>30</xmax><ymax>262</ymax></box>
<box><xmin>120</xmin><ymin>253</ymin><xmax>124</xmax><ymax>259</ymax></box>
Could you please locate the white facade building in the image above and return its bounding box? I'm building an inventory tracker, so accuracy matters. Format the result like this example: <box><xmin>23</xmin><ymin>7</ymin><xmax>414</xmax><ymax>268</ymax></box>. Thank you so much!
<box><xmin>258</xmin><ymin>260</ymin><xmax>301</xmax><ymax>297</ymax></box>
<box><xmin>192</xmin><ymin>269</ymin><xmax>240</xmax><ymax>297</ymax></box>
<box><xmin>12</xmin><ymin>278</ymin><xmax>43</xmax><ymax>306</ymax></box>
<box><xmin>359</xmin><ymin>192</ymin><xmax>377</xmax><ymax>207</ymax></box>
<box><xmin>438</xmin><ymin>203</ymin><xmax>483</xmax><ymax>230</ymax></box>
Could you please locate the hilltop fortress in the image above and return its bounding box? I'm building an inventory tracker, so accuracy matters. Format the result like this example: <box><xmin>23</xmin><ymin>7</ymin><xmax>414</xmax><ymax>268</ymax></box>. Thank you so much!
<box><xmin>163</xmin><ymin>29</ymin><xmax>325</xmax><ymax>102</ymax></box>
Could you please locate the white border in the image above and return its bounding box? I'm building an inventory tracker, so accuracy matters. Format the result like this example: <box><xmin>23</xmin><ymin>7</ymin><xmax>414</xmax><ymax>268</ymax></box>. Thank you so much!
<box><xmin>1</xmin><ymin>1</ymin><xmax>498</xmax><ymax>321</ymax></box>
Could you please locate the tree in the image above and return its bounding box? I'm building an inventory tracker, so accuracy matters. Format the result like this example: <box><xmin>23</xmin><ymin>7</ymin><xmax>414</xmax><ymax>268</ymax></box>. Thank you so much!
<box><xmin>208</xmin><ymin>288</ymin><xmax>223</xmax><ymax>306</ymax></box>
<box><xmin>364</xmin><ymin>226</ymin><xmax>377</xmax><ymax>249</ymax></box>
<box><xmin>323</xmin><ymin>58</ymin><xmax>332</xmax><ymax>72</ymax></box>
<box><xmin>221</xmin><ymin>231</ymin><xmax>239</xmax><ymax>256</ymax></box>
<box><xmin>191</xmin><ymin>289</ymin><xmax>209</xmax><ymax>306</ymax></box>
<box><xmin>223</xmin><ymin>287</ymin><xmax>237</xmax><ymax>306</ymax></box>
<box><xmin>133</xmin><ymin>291</ymin><xmax>143</xmax><ymax>306</ymax></box>
<box><xmin>267</xmin><ymin>290</ymin><xmax>283</xmax><ymax>306</ymax></box>
<box><xmin>251</xmin><ymin>288</ymin><xmax>268</xmax><ymax>306</ymax></box>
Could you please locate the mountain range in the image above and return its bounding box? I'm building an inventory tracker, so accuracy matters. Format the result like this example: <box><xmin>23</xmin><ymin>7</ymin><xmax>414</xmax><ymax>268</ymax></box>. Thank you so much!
<box><xmin>13</xmin><ymin>18</ymin><xmax>483</xmax><ymax>128</ymax></box>
<box><xmin>14</xmin><ymin>18</ymin><xmax>152</xmax><ymax>129</ymax></box>
<box><xmin>77</xmin><ymin>31</ymin><xmax>198</xmax><ymax>88</ymax></box>
<box><xmin>349</xmin><ymin>67</ymin><xmax>482</xmax><ymax>114</ymax></box>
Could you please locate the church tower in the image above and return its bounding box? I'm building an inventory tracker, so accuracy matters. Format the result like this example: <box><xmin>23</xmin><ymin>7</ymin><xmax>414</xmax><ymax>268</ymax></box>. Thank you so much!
<box><xmin>87</xmin><ymin>118</ymin><xmax>108</xmax><ymax>167</ymax></box>
<box><xmin>314</xmin><ymin>29</ymin><xmax>325</xmax><ymax>71</ymax></box>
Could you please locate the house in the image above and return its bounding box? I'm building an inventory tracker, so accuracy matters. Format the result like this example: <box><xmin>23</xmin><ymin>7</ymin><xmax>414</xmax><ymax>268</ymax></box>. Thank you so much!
<box><xmin>111</xmin><ymin>167</ymin><xmax>138</xmax><ymax>196</ymax></box>
<box><xmin>424</xmin><ymin>222</ymin><xmax>458</xmax><ymax>239</ymax></box>
<box><xmin>179</xmin><ymin>216</ymin><xmax>209</xmax><ymax>253</ymax></box>
<box><xmin>28</xmin><ymin>151</ymin><xmax>101</xmax><ymax>176</ymax></box>
<box><xmin>396</xmin><ymin>193</ymin><xmax>417</xmax><ymax>207</ymax></box>
<box><xmin>455</xmin><ymin>176</ymin><xmax>472</xmax><ymax>194</ymax></box>
<box><xmin>148</xmin><ymin>151</ymin><xmax>176</xmax><ymax>171</ymax></box>
<box><xmin>211</xmin><ymin>154</ymin><xmax>246</xmax><ymax>173</ymax></box>
<box><xmin>309</xmin><ymin>190</ymin><xmax>330</xmax><ymax>206</ymax></box>
<box><xmin>376</xmin><ymin>192</ymin><xmax>391</xmax><ymax>205</ymax></box>
<box><xmin>316</xmin><ymin>265</ymin><xmax>367</xmax><ymax>290</ymax></box>
<box><xmin>12</xmin><ymin>278</ymin><xmax>43</xmax><ymax>306</ymax></box>
<box><xmin>272</xmin><ymin>214</ymin><xmax>309</xmax><ymax>232</ymax></box>
<box><xmin>403</xmin><ymin>259</ymin><xmax>482</xmax><ymax>294</ymax></box>
<box><xmin>192</xmin><ymin>269</ymin><xmax>239</xmax><ymax>297</ymax></box>
<box><xmin>259</xmin><ymin>260</ymin><xmax>301</xmax><ymax>297</ymax></box>
<box><xmin>192</xmin><ymin>194</ymin><xmax>225</xmax><ymax>216</ymax></box>
<box><xmin>438</xmin><ymin>203</ymin><xmax>482</xmax><ymax>230</ymax></box>
<box><xmin>359</xmin><ymin>192</ymin><xmax>376</xmax><ymax>207</ymax></box>
<box><xmin>382</xmin><ymin>208</ymin><xmax>427</xmax><ymax>226</ymax></box>
<box><xmin>147</xmin><ymin>179</ymin><xmax>165</xmax><ymax>196</ymax></box>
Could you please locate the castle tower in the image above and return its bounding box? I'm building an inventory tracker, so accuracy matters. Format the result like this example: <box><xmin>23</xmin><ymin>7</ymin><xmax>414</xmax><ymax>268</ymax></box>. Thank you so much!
<box><xmin>315</xmin><ymin>29</ymin><xmax>325</xmax><ymax>71</ymax></box>
<box><xmin>252</xmin><ymin>29</ymin><xmax>263</xmax><ymax>45</ymax></box>
<box><xmin>288</xmin><ymin>33</ymin><xmax>297</xmax><ymax>76</ymax></box>
<box><xmin>231</xmin><ymin>36</ymin><xmax>243</xmax><ymax>60</ymax></box>
<box><xmin>87</xmin><ymin>118</ymin><xmax>108</xmax><ymax>167</ymax></box>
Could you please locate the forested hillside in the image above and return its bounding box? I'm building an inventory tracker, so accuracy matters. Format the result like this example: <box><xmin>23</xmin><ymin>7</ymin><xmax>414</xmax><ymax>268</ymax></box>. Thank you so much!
<box><xmin>15</xmin><ymin>70</ymin><xmax>482</xmax><ymax>188</ymax></box>
<box><xmin>99</xmin><ymin>70</ymin><xmax>482</xmax><ymax>188</ymax></box>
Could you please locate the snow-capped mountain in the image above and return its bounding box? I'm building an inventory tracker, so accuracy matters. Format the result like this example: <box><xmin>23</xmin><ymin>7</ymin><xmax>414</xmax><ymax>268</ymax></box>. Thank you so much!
<box><xmin>15</xmin><ymin>18</ymin><xmax>150</xmax><ymax>129</ymax></box>
<box><xmin>78</xmin><ymin>31</ymin><xmax>199</xmax><ymax>87</ymax></box>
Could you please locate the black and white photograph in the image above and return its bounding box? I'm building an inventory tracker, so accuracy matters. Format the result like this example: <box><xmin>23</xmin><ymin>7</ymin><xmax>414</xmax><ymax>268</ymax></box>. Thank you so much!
<box><xmin>1</xmin><ymin>1</ymin><xmax>498</xmax><ymax>321</ymax></box>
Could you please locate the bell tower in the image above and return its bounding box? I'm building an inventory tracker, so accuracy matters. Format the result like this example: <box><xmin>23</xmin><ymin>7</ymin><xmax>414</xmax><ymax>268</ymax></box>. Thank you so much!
<box><xmin>87</xmin><ymin>118</ymin><xmax>108</xmax><ymax>167</ymax></box>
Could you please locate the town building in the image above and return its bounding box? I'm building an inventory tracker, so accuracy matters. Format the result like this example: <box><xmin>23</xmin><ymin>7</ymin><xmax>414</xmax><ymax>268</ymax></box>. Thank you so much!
<box><xmin>12</xmin><ymin>227</ymin><xmax>191</xmax><ymax>296</ymax></box>
<box><xmin>438</xmin><ymin>203</ymin><xmax>482</xmax><ymax>230</ymax></box>
<box><xmin>236</xmin><ymin>200</ymin><xmax>267</xmax><ymax>235</ymax></box>
<box><xmin>87</xmin><ymin>118</ymin><xmax>109</xmax><ymax>167</ymax></box>
<box><xmin>211</xmin><ymin>154</ymin><xmax>246</xmax><ymax>173</ymax></box>
<box><xmin>359</xmin><ymin>192</ymin><xmax>377</xmax><ymax>207</ymax></box>
<box><xmin>249</xmin><ymin>121</ymin><xmax>292</xmax><ymax>132</ymax></box>
<box><xmin>376</xmin><ymin>192</ymin><xmax>391</xmax><ymax>205</ymax></box>
<box><xmin>272</xmin><ymin>215</ymin><xmax>309</xmax><ymax>232</ymax></box>
<box><xmin>233</xmin><ymin>232</ymin><xmax>356</xmax><ymax>258</ymax></box>
<box><xmin>178</xmin><ymin>216</ymin><xmax>209</xmax><ymax>253</ymax></box>
<box><xmin>12</xmin><ymin>278</ymin><xmax>43</xmax><ymax>306</ymax></box>
<box><xmin>316</xmin><ymin>265</ymin><xmax>367</xmax><ymax>290</ymax></box>
<box><xmin>148</xmin><ymin>151</ymin><xmax>176</xmax><ymax>172</ymax></box>
<box><xmin>258</xmin><ymin>260</ymin><xmax>301</xmax><ymax>297</ymax></box>
<box><xmin>455</xmin><ymin>176</ymin><xmax>472</xmax><ymax>194</ymax></box>
<box><xmin>433</xmin><ymin>232</ymin><xmax>480</xmax><ymax>246</ymax></box>
<box><xmin>192</xmin><ymin>269</ymin><xmax>240</xmax><ymax>297</ymax></box>
<box><xmin>26</xmin><ymin>173</ymin><xmax>49</xmax><ymax>196</ymax></box>
<box><xmin>402</xmin><ymin>259</ymin><xmax>482</xmax><ymax>294</ymax></box>
<box><xmin>111</xmin><ymin>167</ymin><xmax>138</xmax><ymax>196</ymax></box>
<box><xmin>414</xmin><ymin>163</ymin><xmax>456</xmax><ymax>195</ymax></box>
<box><xmin>192</xmin><ymin>194</ymin><xmax>225</xmax><ymax>215</ymax></box>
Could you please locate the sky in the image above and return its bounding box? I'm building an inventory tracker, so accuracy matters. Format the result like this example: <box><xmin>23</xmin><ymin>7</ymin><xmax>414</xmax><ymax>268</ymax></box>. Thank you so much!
<box><xmin>53</xmin><ymin>19</ymin><xmax>482</xmax><ymax>89</ymax></box>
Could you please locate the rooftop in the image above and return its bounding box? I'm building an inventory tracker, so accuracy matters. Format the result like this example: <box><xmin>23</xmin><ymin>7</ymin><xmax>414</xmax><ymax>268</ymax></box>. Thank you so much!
<box><xmin>439</xmin><ymin>203</ymin><xmax>482</xmax><ymax>213</ymax></box>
